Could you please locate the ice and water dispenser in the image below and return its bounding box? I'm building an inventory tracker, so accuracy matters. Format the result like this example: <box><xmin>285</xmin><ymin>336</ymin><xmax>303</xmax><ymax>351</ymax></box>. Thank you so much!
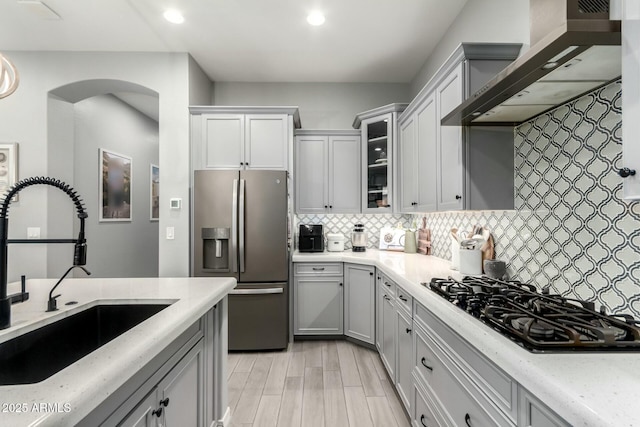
<box><xmin>202</xmin><ymin>227</ymin><xmax>230</xmax><ymax>271</ymax></box>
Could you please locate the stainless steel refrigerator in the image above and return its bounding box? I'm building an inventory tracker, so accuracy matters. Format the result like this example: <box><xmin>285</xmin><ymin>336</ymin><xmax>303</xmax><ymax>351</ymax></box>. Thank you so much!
<box><xmin>193</xmin><ymin>170</ymin><xmax>288</xmax><ymax>350</ymax></box>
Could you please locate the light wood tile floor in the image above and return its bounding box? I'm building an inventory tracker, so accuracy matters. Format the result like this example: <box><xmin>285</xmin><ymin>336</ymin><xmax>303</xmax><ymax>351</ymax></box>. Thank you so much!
<box><xmin>228</xmin><ymin>340</ymin><xmax>411</xmax><ymax>427</ymax></box>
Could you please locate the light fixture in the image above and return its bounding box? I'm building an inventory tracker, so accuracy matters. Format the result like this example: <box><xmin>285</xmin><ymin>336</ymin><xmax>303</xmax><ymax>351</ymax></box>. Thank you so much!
<box><xmin>163</xmin><ymin>9</ymin><xmax>184</xmax><ymax>24</ymax></box>
<box><xmin>307</xmin><ymin>11</ymin><xmax>325</xmax><ymax>26</ymax></box>
<box><xmin>0</xmin><ymin>53</ymin><xmax>20</xmax><ymax>99</ymax></box>
<box><xmin>375</xmin><ymin>147</ymin><xmax>382</xmax><ymax>152</ymax></box>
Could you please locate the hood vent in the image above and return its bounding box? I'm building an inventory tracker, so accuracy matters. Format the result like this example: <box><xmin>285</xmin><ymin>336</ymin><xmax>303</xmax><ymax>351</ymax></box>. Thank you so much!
<box><xmin>442</xmin><ymin>0</ymin><xmax>621</xmax><ymax>126</ymax></box>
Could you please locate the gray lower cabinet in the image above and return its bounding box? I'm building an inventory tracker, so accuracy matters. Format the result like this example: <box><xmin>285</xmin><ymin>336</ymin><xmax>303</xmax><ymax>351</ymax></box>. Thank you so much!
<box><xmin>380</xmin><ymin>282</ymin><xmax>396</xmax><ymax>379</ymax></box>
<box><xmin>518</xmin><ymin>387</ymin><xmax>570</xmax><ymax>427</ymax></box>
<box><xmin>344</xmin><ymin>263</ymin><xmax>375</xmax><ymax>344</ymax></box>
<box><xmin>120</xmin><ymin>340</ymin><xmax>204</xmax><ymax>427</ymax></box>
<box><xmin>293</xmin><ymin>264</ymin><xmax>344</xmax><ymax>335</ymax></box>
<box><xmin>396</xmin><ymin>308</ymin><xmax>413</xmax><ymax>414</ymax></box>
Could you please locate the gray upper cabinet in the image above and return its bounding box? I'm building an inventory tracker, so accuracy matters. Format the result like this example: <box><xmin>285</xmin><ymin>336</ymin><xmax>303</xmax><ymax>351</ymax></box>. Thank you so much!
<box><xmin>344</xmin><ymin>263</ymin><xmax>375</xmax><ymax>345</ymax></box>
<box><xmin>295</xmin><ymin>130</ymin><xmax>361</xmax><ymax>214</ymax></box>
<box><xmin>354</xmin><ymin>104</ymin><xmax>408</xmax><ymax>213</ymax></box>
<box><xmin>398</xmin><ymin>43</ymin><xmax>521</xmax><ymax>212</ymax></box>
<box><xmin>190</xmin><ymin>106</ymin><xmax>301</xmax><ymax>171</ymax></box>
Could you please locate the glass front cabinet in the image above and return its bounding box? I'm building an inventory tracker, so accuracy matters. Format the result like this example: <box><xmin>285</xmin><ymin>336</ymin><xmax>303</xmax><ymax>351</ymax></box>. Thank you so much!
<box><xmin>354</xmin><ymin>104</ymin><xmax>408</xmax><ymax>213</ymax></box>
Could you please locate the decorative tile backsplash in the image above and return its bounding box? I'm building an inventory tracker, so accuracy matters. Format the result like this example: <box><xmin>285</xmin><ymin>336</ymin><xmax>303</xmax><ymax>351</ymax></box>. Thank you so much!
<box><xmin>414</xmin><ymin>80</ymin><xmax>640</xmax><ymax>318</ymax></box>
<box><xmin>295</xmin><ymin>213</ymin><xmax>411</xmax><ymax>250</ymax></box>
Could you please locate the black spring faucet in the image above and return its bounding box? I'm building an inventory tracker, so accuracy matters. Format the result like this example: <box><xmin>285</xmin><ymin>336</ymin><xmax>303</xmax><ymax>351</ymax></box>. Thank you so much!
<box><xmin>0</xmin><ymin>177</ymin><xmax>89</xmax><ymax>330</ymax></box>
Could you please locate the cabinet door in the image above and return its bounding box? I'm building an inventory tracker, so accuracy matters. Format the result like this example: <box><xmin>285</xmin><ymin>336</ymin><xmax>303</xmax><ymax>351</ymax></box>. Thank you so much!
<box><xmin>344</xmin><ymin>263</ymin><xmax>375</xmax><ymax>344</ymax></box>
<box><xmin>416</xmin><ymin>93</ymin><xmax>438</xmax><ymax>212</ymax></box>
<box><xmin>294</xmin><ymin>276</ymin><xmax>343</xmax><ymax>335</ymax></box>
<box><xmin>295</xmin><ymin>136</ymin><xmax>328</xmax><ymax>214</ymax></box>
<box><xmin>519</xmin><ymin>388</ymin><xmax>570</xmax><ymax>427</ymax></box>
<box><xmin>381</xmin><ymin>290</ymin><xmax>396</xmax><ymax>379</ymax></box>
<box><xmin>622</xmin><ymin>5</ymin><xmax>640</xmax><ymax>199</ymax></box>
<box><xmin>399</xmin><ymin>116</ymin><xmax>417</xmax><ymax>212</ymax></box>
<box><xmin>157</xmin><ymin>341</ymin><xmax>204</xmax><ymax>427</ymax></box>
<box><xmin>396</xmin><ymin>309</ymin><xmax>413</xmax><ymax>413</ymax></box>
<box><xmin>362</xmin><ymin>113</ymin><xmax>393</xmax><ymax>213</ymax></box>
<box><xmin>328</xmin><ymin>135</ymin><xmax>361</xmax><ymax>213</ymax></box>
<box><xmin>436</xmin><ymin>63</ymin><xmax>464</xmax><ymax>211</ymax></box>
<box><xmin>245</xmin><ymin>114</ymin><xmax>288</xmax><ymax>170</ymax></box>
<box><xmin>119</xmin><ymin>389</ymin><xmax>157</xmax><ymax>427</ymax></box>
<box><xmin>202</xmin><ymin>114</ymin><xmax>244</xmax><ymax>169</ymax></box>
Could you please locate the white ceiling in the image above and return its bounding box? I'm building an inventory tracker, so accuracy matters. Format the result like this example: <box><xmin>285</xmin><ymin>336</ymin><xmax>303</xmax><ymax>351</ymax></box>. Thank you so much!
<box><xmin>0</xmin><ymin>0</ymin><xmax>468</xmax><ymax>83</ymax></box>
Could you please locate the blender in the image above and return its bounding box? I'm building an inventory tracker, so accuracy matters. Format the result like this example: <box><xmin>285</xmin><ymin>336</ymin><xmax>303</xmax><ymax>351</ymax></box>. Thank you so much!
<box><xmin>351</xmin><ymin>223</ymin><xmax>367</xmax><ymax>252</ymax></box>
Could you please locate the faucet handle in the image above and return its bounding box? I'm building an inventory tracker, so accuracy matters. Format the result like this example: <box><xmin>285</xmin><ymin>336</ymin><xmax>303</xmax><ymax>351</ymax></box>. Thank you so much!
<box><xmin>47</xmin><ymin>294</ymin><xmax>61</xmax><ymax>312</ymax></box>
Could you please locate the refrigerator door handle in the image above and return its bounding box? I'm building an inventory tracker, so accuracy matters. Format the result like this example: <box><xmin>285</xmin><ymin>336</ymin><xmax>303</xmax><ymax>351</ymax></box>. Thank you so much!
<box><xmin>239</xmin><ymin>178</ymin><xmax>246</xmax><ymax>273</ymax></box>
<box><xmin>231</xmin><ymin>178</ymin><xmax>239</xmax><ymax>273</ymax></box>
<box><xmin>230</xmin><ymin>287</ymin><xmax>284</xmax><ymax>295</ymax></box>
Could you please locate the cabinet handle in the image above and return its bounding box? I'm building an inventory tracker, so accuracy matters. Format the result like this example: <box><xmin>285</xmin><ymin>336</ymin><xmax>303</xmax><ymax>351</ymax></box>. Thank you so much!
<box><xmin>377</xmin><ymin>276</ymin><xmax>381</xmax><ymax>280</ymax></box>
<box><xmin>420</xmin><ymin>414</ymin><xmax>429</xmax><ymax>427</ymax></box>
<box><xmin>329</xmin><ymin>205</ymin><xmax>333</xmax><ymax>209</ymax></box>
<box><xmin>160</xmin><ymin>398</ymin><xmax>170</xmax><ymax>407</ymax></box>
<box><xmin>412</xmin><ymin>202</ymin><xmax>417</xmax><ymax>206</ymax></box>
<box><xmin>339</xmin><ymin>282</ymin><xmax>343</xmax><ymax>286</ymax></box>
<box><xmin>383</xmin><ymin>295</ymin><xmax>390</xmax><ymax>301</ymax></box>
<box><xmin>406</xmin><ymin>328</ymin><xmax>412</xmax><ymax>334</ymax></box>
<box><xmin>421</xmin><ymin>357</ymin><xmax>433</xmax><ymax>371</ymax></box>
<box><xmin>370</xmin><ymin>272</ymin><xmax>374</xmax><ymax>276</ymax></box>
<box><xmin>324</xmin><ymin>205</ymin><xmax>328</xmax><ymax>209</ymax></box>
<box><xmin>399</xmin><ymin>296</ymin><xmax>408</xmax><ymax>302</ymax></box>
<box><xmin>618</xmin><ymin>167</ymin><xmax>636</xmax><ymax>178</ymax></box>
<box><xmin>385</xmin><ymin>204</ymin><xmax>391</xmax><ymax>208</ymax></box>
<box><xmin>384</xmin><ymin>281</ymin><xmax>390</xmax><ymax>287</ymax></box>
<box><xmin>246</xmin><ymin>162</ymin><xmax>249</xmax><ymax>166</ymax></box>
<box><xmin>465</xmin><ymin>413</ymin><xmax>472</xmax><ymax>427</ymax></box>
<box><xmin>240</xmin><ymin>162</ymin><xmax>244</xmax><ymax>166</ymax></box>
<box><xmin>312</xmin><ymin>267</ymin><xmax>325</xmax><ymax>271</ymax></box>
<box><xmin>455</xmin><ymin>195</ymin><xmax>462</xmax><ymax>200</ymax></box>
<box><xmin>152</xmin><ymin>407</ymin><xmax>163</xmax><ymax>417</ymax></box>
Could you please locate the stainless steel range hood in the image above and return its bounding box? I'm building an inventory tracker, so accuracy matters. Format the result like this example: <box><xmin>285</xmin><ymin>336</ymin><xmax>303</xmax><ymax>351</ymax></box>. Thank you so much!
<box><xmin>442</xmin><ymin>0</ymin><xmax>621</xmax><ymax>126</ymax></box>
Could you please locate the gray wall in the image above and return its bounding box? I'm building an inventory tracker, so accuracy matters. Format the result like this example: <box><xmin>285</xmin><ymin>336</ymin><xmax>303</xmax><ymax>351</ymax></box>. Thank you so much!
<box><xmin>410</xmin><ymin>0</ymin><xmax>530</xmax><ymax>97</ymax></box>
<box><xmin>72</xmin><ymin>94</ymin><xmax>159</xmax><ymax>277</ymax></box>
<box><xmin>0</xmin><ymin>51</ymin><xmax>195</xmax><ymax>282</ymax></box>
<box><xmin>212</xmin><ymin>82</ymin><xmax>411</xmax><ymax>129</ymax></box>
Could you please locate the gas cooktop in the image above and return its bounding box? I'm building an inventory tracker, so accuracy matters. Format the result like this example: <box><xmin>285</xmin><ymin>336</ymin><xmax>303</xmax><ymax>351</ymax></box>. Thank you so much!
<box><xmin>425</xmin><ymin>276</ymin><xmax>640</xmax><ymax>352</ymax></box>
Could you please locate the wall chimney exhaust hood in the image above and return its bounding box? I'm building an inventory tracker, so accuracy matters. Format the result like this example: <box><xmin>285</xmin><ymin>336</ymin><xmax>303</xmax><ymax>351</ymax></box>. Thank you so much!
<box><xmin>442</xmin><ymin>0</ymin><xmax>621</xmax><ymax>127</ymax></box>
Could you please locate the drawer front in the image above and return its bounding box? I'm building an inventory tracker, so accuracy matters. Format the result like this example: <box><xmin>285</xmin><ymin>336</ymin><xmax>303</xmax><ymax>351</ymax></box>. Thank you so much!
<box><xmin>414</xmin><ymin>324</ymin><xmax>512</xmax><ymax>427</ymax></box>
<box><xmin>413</xmin><ymin>381</ymin><xmax>443</xmax><ymax>427</ymax></box>
<box><xmin>519</xmin><ymin>387</ymin><xmax>570</xmax><ymax>427</ymax></box>
<box><xmin>377</xmin><ymin>271</ymin><xmax>396</xmax><ymax>297</ymax></box>
<box><xmin>396</xmin><ymin>284</ymin><xmax>413</xmax><ymax>315</ymax></box>
<box><xmin>294</xmin><ymin>262</ymin><xmax>343</xmax><ymax>276</ymax></box>
<box><xmin>414</xmin><ymin>302</ymin><xmax>517</xmax><ymax>421</ymax></box>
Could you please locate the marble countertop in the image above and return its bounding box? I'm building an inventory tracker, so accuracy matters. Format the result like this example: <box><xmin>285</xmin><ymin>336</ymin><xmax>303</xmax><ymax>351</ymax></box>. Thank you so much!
<box><xmin>293</xmin><ymin>249</ymin><xmax>640</xmax><ymax>427</ymax></box>
<box><xmin>0</xmin><ymin>276</ymin><xmax>236</xmax><ymax>427</ymax></box>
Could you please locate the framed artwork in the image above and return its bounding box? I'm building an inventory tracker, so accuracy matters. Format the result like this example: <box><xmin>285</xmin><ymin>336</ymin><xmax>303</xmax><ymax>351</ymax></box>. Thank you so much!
<box><xmin>99</xmin><ymin>148</ymin><xmax>132</xmax><ymax>222</ymax></box>
<box><xmin>150</xmin><ymin>164</ymin><xmax>159</xmax><ymax>221</ymax></box>
<box><xmin>0</xmin><ymin>143</ymin><xmax>18</xmax><ymax>202</ymax></box>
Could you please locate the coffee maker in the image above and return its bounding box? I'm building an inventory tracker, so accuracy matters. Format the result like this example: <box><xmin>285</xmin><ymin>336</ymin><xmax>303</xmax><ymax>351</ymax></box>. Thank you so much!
<box><xmin>299</xmin><ymin>224</ymin><xmax>324</xmax><ymax>252</ymax></box>
<box><xmin>351</xmin><ymin>223</ymin><xmax>367</xmax><ymax>252</ymax></box>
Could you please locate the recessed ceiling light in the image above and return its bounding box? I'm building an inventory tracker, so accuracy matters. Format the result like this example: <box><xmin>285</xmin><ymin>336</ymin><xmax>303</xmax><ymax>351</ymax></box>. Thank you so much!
<box><xmin>307</xmin><ymin>11</ymin><xmax>325</xmax><ymax>26</ymax></box>
<box><xmin>163</xmin><ymin>9</ymin><xmax>184</xmax><ymax>24</ymax></box>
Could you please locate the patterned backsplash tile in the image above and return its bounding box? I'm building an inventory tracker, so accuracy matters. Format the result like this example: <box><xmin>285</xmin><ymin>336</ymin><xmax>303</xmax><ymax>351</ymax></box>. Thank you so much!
<box><xmin>413</xmin><ymin>80</ymin><xmax>640</xmax><ymax>318</ymax></box>
<box><xmin>294</xmin><ymin>213</ymin><xmax>412</xmax><ymax>250</ymax></box>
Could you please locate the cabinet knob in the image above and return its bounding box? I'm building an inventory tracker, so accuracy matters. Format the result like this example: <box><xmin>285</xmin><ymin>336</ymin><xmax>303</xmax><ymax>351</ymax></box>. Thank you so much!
<box><xmin>455</xmin><ymin>195</ymin><xmax>462</xmax><ymax>200</ymax></box>
<box><xmin>324</xmin><ymin>205</ymin><xmax>328</xmax><ymax>209</ymax></box>
<box><xmin>412</xmin><ymin>202</ymin><xmax>417</xmax><ymax>206</ymax></box>
<box><xmin>246</xmin><ymin>162</ymin><xmax>249</xmax><ymax>166</ymax></box>
<box><xmin>618</xmin><ymin>167</ymin><xmax>636</xmax><ymax>178</ymax></box>
<box><xmin>406</xmin><ymin>328</ymin><xmax>412</xmax><ymax>334</ymax></box>
<box><xmin>152</xmin><ymin>407</ymin><xmax>163</xmax><ymax>418</ymax></box>
<box><xmin>160</xmin><ymin>398</ymin><xmax>170</xmax><ymax>407</ymax></box>
<box><xmin>329</xmin><ymin>205</ymin><xmax>333</xmax><ymax>209</ymax></box>
<box><xmin>370</xmin><ymin>272</ymin><xmax>374</xmax><ymax>276</ymax></box>
<box><xmin>240</xmin><ymin>162</ymin><xmax>244</xmax><ymax>166</ymax></box>
<box><xmin>339</xmin><ymin>282</ymin><xmax>343</xmax><ymax>286</ymax></box>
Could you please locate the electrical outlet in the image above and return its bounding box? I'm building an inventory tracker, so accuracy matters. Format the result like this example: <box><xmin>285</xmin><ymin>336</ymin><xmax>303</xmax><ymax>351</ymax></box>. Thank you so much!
<box><xmin>27</xmin><ymin>227</ymin><xmax>40</xmax><ymax>239</ymax></box>
<box><xmin>166</xmin><ymin>227</ymin><xmax>175</xmax><ymax>240</ymax></box>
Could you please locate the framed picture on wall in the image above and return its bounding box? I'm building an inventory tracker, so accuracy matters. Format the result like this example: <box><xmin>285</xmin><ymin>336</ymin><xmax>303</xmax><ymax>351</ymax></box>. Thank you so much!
<box><xmin>0</xmin><ymin>143</ymin><xmax>18</xmax><ymax>202</ymax></box>
<box><xmin>99</xmin><ymin>148</ymin><xmax>132</xmax><ymax>222</ymax></box>
<box><xmin>150</xmin><ymin>164</ymin><xmax>159</xmax><ymax>221</ymax></box>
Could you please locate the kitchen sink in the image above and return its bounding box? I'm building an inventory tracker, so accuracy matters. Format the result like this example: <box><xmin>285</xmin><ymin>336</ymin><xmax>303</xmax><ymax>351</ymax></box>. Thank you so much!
<box><xmin>0</xmin><ymin>303</ymin><xmax>170</xmax><ymax>385</ymax></box>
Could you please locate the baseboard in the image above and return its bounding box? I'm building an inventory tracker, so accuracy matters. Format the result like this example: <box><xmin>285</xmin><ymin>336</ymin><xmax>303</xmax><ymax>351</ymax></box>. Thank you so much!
<box><xmin>214</xmin><ymin>407</ymin><xmax>231</xmax><ymax>427</ymax></box>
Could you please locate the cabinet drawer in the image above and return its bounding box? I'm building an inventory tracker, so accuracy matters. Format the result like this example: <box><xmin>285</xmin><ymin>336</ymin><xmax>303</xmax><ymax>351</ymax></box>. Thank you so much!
<box><xmin>294</xmin><ymin>262</ymin><xmax>343</xmax><ymax>276</ymax></box>
<box><xmin>413</xmin><ymin>325</ymin><xmax>511</xmax><ymax>427</ymax></box>
<box><xmin>377</xmin><ymin>272</ymin><xmax>396</xmax><ymax>296</ymax></box>
<box><xmin>519</xmin><ymin>387</ymin><xmax>570</xmax><ymax>427</ymax></box>
<box><xmin>396</xmin><ymin>284</ymin><xmax>413</xmax><ymax>315</ymax></box>
<box><xmin>412</xmin><ymin>380</ymin><xmax>442</xmax><ymax>427</ymax></box>
<box><xmin>414</xmin><ymin>302</ymin><xmax>517</xmax><ymax>421</ymax></box>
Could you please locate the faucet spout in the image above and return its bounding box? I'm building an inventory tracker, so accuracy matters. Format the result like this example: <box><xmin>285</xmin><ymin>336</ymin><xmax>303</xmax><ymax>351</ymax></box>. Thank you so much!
<box><xmin>0</xmin><ymin>177</ymin><xmax>88</xmax><ymax>329</ymax></box>
<box><xmin>47</xmin><ymin>265</ymin><xmax>91</xmax><ymax>312</ymax></box>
